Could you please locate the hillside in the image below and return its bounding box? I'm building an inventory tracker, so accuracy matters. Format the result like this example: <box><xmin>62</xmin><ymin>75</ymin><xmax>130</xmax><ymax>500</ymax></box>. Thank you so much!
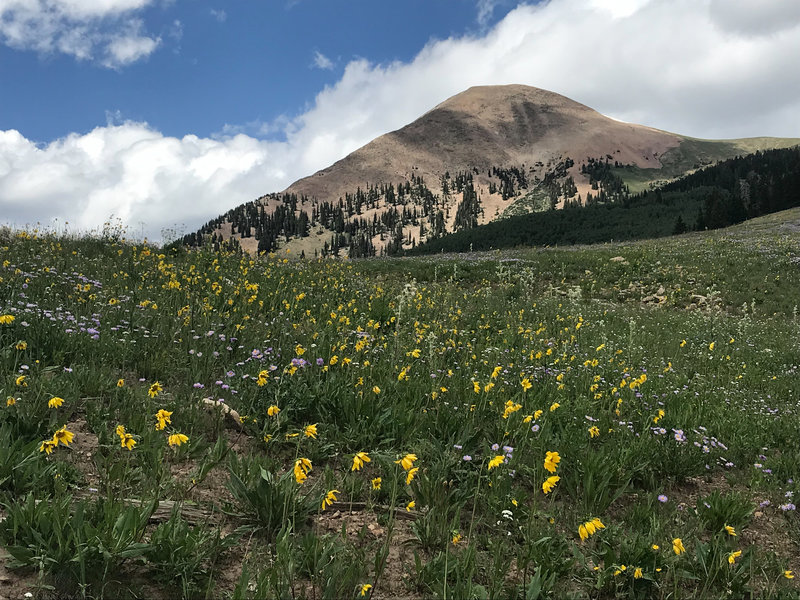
<box><xmin>180</xmin><ymin>85</ymin><xmax>799</xmax><ymax>256</ymax></box>
<box><xmin>3</xmin><ymin>213</ymin><xmax>800</xmax><ymax>597</ymax></box>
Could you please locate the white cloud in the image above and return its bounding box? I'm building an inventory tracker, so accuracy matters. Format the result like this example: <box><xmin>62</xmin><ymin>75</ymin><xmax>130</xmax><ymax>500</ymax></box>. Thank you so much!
<box><xmin>2</xmin><ymin>0</ymin><xmax>800</xmax><ymax>240</ymax></box>
<box><xmin>209</xmin><ymin>8</ymin><xmax>227</xmax><ymax>23</ymax></box>
<box><xmin>0</xmin><ymin>0</ymin><xmax>161</xmax><ymax>66</ymax></box>
<box><xmin>476</xmin><ymin>0</ymin><xmax>499</xmax><ymax>26</ymax></box>
<box><xmin>312</xmin><ymin>50</ymin><xmax>334</xmax><ymax>70</ymax></box>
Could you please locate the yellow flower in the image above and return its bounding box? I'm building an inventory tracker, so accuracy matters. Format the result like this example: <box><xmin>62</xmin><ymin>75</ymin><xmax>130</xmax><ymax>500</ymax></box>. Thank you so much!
<box><xmin>359</xmin><ymin>583</ymin><xmax>372</xmax><ymax>597</ymax></box>
<box><xmin>116</xmin><ymin>378</ymin><xmax>124</xmax><ymax>387</ymax></box>
<box><xmin>352</xmin><ymin>451</ymin><xmax>371</xmax><ymax>471</ymax></box>
<box><xmin>304</xmin><ymin>423</ymin><xmax>318</xmax><ymax>439</ymax></box>
<box><xmin>588</xmin><ymin>426</ymin><xmax>600</xmax><ymax>438</ymax></box>
<box><xmin>372</xmin><ymin>386</ymin><xmax>381</xmax><ymax>394</ymax></box>
<box><xmin>709</xmin><ymin>342</ymin><xmax>715</xmax><ymax>351</ymax></box>
<box><xmin>680</xmin><ymin>339</ymin><xmax>686</xmax><ymax>347</ymax></box>
<box><xmin>168</xmin><ymin>433</ymin><xmax>189</xmax><ymax>447</ymax></box>
<box><xmin>0</xmin><ymin>314</ymin><xmax>15</xmax><ymax>324</ymax></box>
<box><xmin>549</xmin><ymin>402</ymin><xmax>560</xmax><ymax>412</ymax></box>
<box><xmin>294</xmin><ymin>457</ymin><xmax>312</xmax><ymax>484</ymax></box>
<box><xmin>371</xmin><ymin>477</ymin><xmax>382</xmax><ymax>490</ymax></box>
<box><xmin>728</xmin><ymin>550</ymin><xmax>742</xmax><ymax>565</ymax></box>
<box><xmin>672</xmin><ymin>538</ymin><xmax>685</xmax><ymax>555</ymax></box>
<box><xmin>267</xmin><ymin>405</ymin><xmax>280</xmax><ymax>417</ymax></box>
<box><xmin>724</xmin><ymin>524</ymin><xmax>736</xmax><ymax>536</ymax></box>
<box><xmin>634</xmin><ymin>567</ymin><xmax>643</xmax><ymax>579</ymax></box>
<box><xmin>473</xmin><ymin>381</ymin><xmax>481</xmax><ymax>394</ymax></box>
<box><xmin>521</xmin><ymin>378</ymin><xmax>532</xmax><ymax>392</ymax></box>
<box><xmin>15</xmin><ymin>341</ymin><xmax>27</xmax><ymax>350</ymax></box>
<box><xmin>784</xmin><ymin>570</ymin><xmax>794</xmax><ymax>579</ymax></box>
<box><xmin>542</xmin><ymin>475</ymin><xmax>560</xmax><ymax>494</ymax></box>
<box><xmin>121</xmin><ymin>433</ymin><xmax>136</xmax><ymax>450</ymax></box>
<box><xmin>6</xmin><ymin>396</ymin><xmax>16</xmax><ymax>407</ymax></box>
<box><xmin>15</xmin><ymin>375</ymin><xmax>26</xmax><ymax>387</ymax></box>
<box><xmin>48</xmin><ymin>396</ymin><xmax>64</xmax><ymax>409</ymax></box>
<box><xmin>148</xmin><ymin>381</ymin><xmax>163</xmax><ymax>398</ymax></box>
<box><xmin>321</xmin><ymin>489</ymin><xmax>340</xmax><ymax>511</ymax></box>
<box><xmin>116</xmin><ymin>424</ymin><xmax>126</xmax><ymax>438</ymax></box>
<box><xmin>543</xmin><ymin>451</ymin><xmax>561</xmax><ymax>473</ymax></box>
<box><xmin>406</xmin><ymin>467</ymin><xmax>419</xmax><ymax>485</ymax></box>
<box><xmin>395</xmin><ymin>453</ymin><xmax>417</xmax><ymax>471</ymax></box>
<box><xmin>39</xmin><ymin>439</ymin><xmax>57</xmax><ymax>454</ymax></box>
<box><xmin>155</xmin><ymin>409</ymin><xmax>172</xmax><ymax>430</ymax></box>
<box><xmin>452</xmin><ymin>533</ymin><xmax>462</xmax><ymax>545</ymax></box>
<box><xmin>406</xmin><ymin>500</ymin><xmax>415</xmax><ymax>511</ymax></box>
<box><xmin>52</xmin><ymin>426</ymin><xmax>74</xmax><ymax>447</ymax></box>
<box><xmin>652</xmin><ymin>544</ymin><xmax>660</xmax><ymax>550</ymax></box>
<box><xmin>533</xmin><ymin>409</ymin><xmax>543</xmax><ymax>419</ymax></box>
<box><xmin>487</xmin><ymin>455</ymin><xmax>505</xmax><ymax>470</ymax></box>
<box><xmin>578</xmin><ymin>524</ymin><xmax>589</xmax><ymax>541</ymax></box>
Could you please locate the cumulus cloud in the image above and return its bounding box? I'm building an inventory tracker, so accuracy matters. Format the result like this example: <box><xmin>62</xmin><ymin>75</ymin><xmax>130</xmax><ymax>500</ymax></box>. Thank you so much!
<box><xmin>312</xmin><ymin>50</ymin><xmax>334</xmax><ymax>70</ymax></box>
<box><xmin>2</xmin><ymin>0</ymin><xmax>800</xmax><ymax>240</ymax></box>
<box><xmin>0</xmin><ymin>0</ymin><xmax>161</xmax><ymax>67</ymax></box>
<box><xmin>209</xmin><ymin>9</ymin><xmax>227</xmax><ymax>23</ymax></box>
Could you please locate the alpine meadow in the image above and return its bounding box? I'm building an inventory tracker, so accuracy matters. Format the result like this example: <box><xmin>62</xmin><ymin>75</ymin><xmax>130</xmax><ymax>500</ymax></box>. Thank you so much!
<box><xmin>1</xmin><ymin>205</ymin><xmax>799</xmax><ymax>598</ymax></box>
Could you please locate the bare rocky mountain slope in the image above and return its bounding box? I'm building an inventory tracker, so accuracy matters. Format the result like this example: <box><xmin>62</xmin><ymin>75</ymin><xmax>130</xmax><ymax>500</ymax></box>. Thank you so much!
<box><xmin>190</xmin><ymin>85</ymin><xmax>799</xmax><ymax>256</ymax></box>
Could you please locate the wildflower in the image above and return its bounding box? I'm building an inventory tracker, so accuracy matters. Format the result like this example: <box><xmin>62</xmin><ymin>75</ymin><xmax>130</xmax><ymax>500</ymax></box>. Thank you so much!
<box><xmin>352</xmin><ymin>451</ymin><xmax>371</xmax><ymax>471</ymax></box>
<box><xmin>39</xmin><ymin>439</ymin><xmax>57</xmax><ymax>454</ymax></box>
<box><xmin>0</xmin><ymin>314</ymin><xmax>15</xmax><ymax>324</ymax></box>
<box><xmin>148</xmin><ymin>381</ymin><xmax>163</xmax><ymax>398</ymax></box>
<box><xmin>48</xmin><ymin>396</ymin><xmax>64</xmax><ymax>409</ymax></box>
<box><xmin>52</xmin><ymin>426</ymin><xmax>74</xmax><ymax>447</ymax></box>
<box><xmin>15</xmin><ymin>341</ymin><xmax>27</xmax><ymax>350</ymax></box>
<box><xmin>672</xmin><ymin>538</ymin><xmax>685</xmax><ymax>555</ymax></box>
<box><xmin>542</xmin><ymin>475</ymin><xmax>560</xmax><ymax>494</ymax></box>
<box><xmin>785</xmin><ymin>570</ymin><xmax>794</xmax><ymax>579</ymax></box>
<box><xmin>15</xmin><ymin>375</ymin><xmax>26</xmax><ymax>387</ymax></box>
<box><xmin>724</xmin><ymin>524</ymin><xmax>736</xmax><ymax>536</ymax></box>
<box><xmin>727</xmin><ymin>550</ymin><xmax>742</xmax><ymax>565</ymax></box>
<box><xmin>709</xmin><ymin>342</ymin><xmax>715</xmax><ymax>351</ymax></box>
<box><xmin>521</xmin><ymin>378</ymin><xmax>532</xmax><ymax>392</ymax></box>
<box><xmin>452</xmin><ymin>532</ymin><xmax>462</xmax><ymax>545</ymax></box>
<box><xmin>321</xmin><ymin>489</ymin><xmax>340</xmax><ymax>511</ymax></box>
<box><xmin>549</xmin><ymin>402</ymin><xmax>560</xmax><ymax>412</ymax></box>
<box><xmin>652</xmin><ymin>544</ymin><xmax>660</xmax><ymax>550</ymax></box>
<box><xmin>360</xmin><ymin>583</ymin><xmax>372</xmax><ymax>596</ymax></box>
<box><xmin>488</xmin><ymin>455</ymin><xmax>505</xmax><ymax>470</ymax></box>
<box><xmin>544</xmin><ymin>451</ymin><xmax>561</xmax><ymax>473</ymax></box>
<box><xmin>294</xmin><ymin>458</ymin><xmax>312</xmax><ymax>483</ymax></box>
<box><xmin>371</xmin><ymin>477</ymin><xmax>382</xmax><ymax>490</ymax></box>
<box><xmin>406</xmin><ymin>500</ymin><xmax>415</xmax><ymax>511</ymax></box>
<box><xmin>168</xmin><ymin>433</ymin><xmax>189</xmax><ymax>447</ymax></box>
<box><xmin>473</xmin><ymin>381</ymin><xmax>481</xmax><ymax>393</ymax></box>
<box><xmin>395</xmin><ymin>453</ymin><xmax>417</xmax><ymax>471</ymax></box>
<box><xmin>116</xmin><ymin>378</ymin><xmax>124</xmax><ymax>387</ymax></box>
<box><xmin>155</xmin><ymin>409</ymin><xmax>172</xmax><ymax>430</ymax></box>
<box><xmin>578</xmin><ymin>517</ymin><xmax>604</xmax><ymax>541</ymax></box>
<box><xmin>588</xmin><ymin>426</ymin><xmax>600</xmax><ymax>438</ymax></box>
<box><xmin>372</xmin><ymin>386</ymin><xmax>381</xmax><ymax>394</ymax></box>
<box><xmin>6</xmin><ymin>396</ymin><xmax>16</xmax><ymax>407</ymax></box>
<box><xmin>304</xmin><ymin>423</ymin><xmax>318</xmax><ymax>438</ymax></box>
<box><xmin>121</xmin><ymin>433</ymin><xmax>136</xmax><ymax>450</ymax></box>
<box><xmin>634</xmin><ymin>567</ymin><xmax>643</xmax><ymax>579</ymax></box>
<box><xmin>533</xmin><ymin>409</ymin><xmax>543</xmax><ymax>419</ymax></box>
<box><xmin>267</xmin><ymin>405</ymin><xmax>280</xmax><ymax>417</ymax></box>
<box><xmin>406</xmin><ymin>467</ymin><xmax>419</xmax><ymax>484</ymax></box>
<box><xmin>658</xmin><ymin>494</ymin><xmax>668</xmax><ymax>503</ymax></box>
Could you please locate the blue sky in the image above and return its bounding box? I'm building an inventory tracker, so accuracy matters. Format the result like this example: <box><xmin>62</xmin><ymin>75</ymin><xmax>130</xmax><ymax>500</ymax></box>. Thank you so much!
<box><xmin>1</xmin><ymin>0</ymin><xmax>799</xmax><ymax>239</ymax></box>
<box><xmin>2</xmin><ymin>1</ymin><xmax>507</xmax><ymax>142</ymax></box>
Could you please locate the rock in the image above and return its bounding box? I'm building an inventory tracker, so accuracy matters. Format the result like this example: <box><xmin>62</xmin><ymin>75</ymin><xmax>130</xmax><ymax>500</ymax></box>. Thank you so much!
<box><xmin>754</xmin><ymin>511</ymin><xmax>763</xmax><ymax>518</ymax></box>
<box><xmin>200</xmin><ymin>398</ymin><xmax>242</xmax><ymax>429</ymax></box>
<box><xmin>642</xmin><ymin>295</ymin><xmax>666</xmax><ymax>304</ymax></box>
<box><xmin>610</xmin><ymin>256</ymin><xmax>626</xmax><ymax>262</ymax></box>
<box><xmin>657</xmin><ymin>285</ymin><xmax>665</xmax><ymax>295</ymax></box>
<box><xmin>691</xmin><ymin>294</ymin><xmax>708</xmax><ymax>305</ymax></box>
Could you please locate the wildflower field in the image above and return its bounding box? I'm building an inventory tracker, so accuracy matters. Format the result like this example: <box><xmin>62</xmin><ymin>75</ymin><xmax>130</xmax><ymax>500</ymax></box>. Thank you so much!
<box><xmin>1</xmin><ymin>209</ymin><xmax>799</xmax><ymax>599</ymax></box>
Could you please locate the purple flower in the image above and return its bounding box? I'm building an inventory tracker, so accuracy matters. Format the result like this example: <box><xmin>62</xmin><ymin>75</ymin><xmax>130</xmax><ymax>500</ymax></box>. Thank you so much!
<box><xmin>531</xmin><ymin>424</ymin><xmax>540</xmax><ymax>433</ymax></box>
<box><xmin>193</xmin><ymin>382</ymin><xmax>204</xmax><ymax>389</ymax></box>
<box><xmin>316</xmin><ymin>358</ymin><xmax>324</xmax><ymax>366</ymax></box>
<box><xmin>491</xmin><ymin>443</ymin><xmax>500</xmax><ymax>451</ymax></box>
<box><xmin>462</xmin><ymin>455</ymin><xmax>472</xmax><ymax>461</ymax></box>
<box><xmin>658</xmin><ymin>494</ymin><xmax>668</xmax><ymax>503</ymax></box>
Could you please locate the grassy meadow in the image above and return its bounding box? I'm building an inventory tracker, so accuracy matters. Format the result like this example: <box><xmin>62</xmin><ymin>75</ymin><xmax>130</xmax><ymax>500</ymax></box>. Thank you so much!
<box><xmin>1</xmin><ymin>209</ymin><xmax>799</xmax><ymax>599</ymax></box>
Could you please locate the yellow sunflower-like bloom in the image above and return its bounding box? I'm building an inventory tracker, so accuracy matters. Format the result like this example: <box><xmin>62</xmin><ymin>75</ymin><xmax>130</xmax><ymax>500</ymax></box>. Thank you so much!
<box><xmin>352</xmin><ymin>451</ymin><xmax>371</xmax><ymax>471</ymax></box>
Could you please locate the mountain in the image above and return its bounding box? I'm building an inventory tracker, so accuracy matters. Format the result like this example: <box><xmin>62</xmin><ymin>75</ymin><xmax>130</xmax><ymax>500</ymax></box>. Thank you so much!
<box><xmin>181</xmin><ymin>85</ymin><xmax>800</xmax><ymax>256</ymax></box>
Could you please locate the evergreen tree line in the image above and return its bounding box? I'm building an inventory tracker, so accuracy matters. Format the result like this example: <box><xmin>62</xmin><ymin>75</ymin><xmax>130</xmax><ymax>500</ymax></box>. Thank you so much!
<box><xmin>409</xmin><ymin>146</ymin><xmax>800</xmax><ymax>254</ymax></box>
